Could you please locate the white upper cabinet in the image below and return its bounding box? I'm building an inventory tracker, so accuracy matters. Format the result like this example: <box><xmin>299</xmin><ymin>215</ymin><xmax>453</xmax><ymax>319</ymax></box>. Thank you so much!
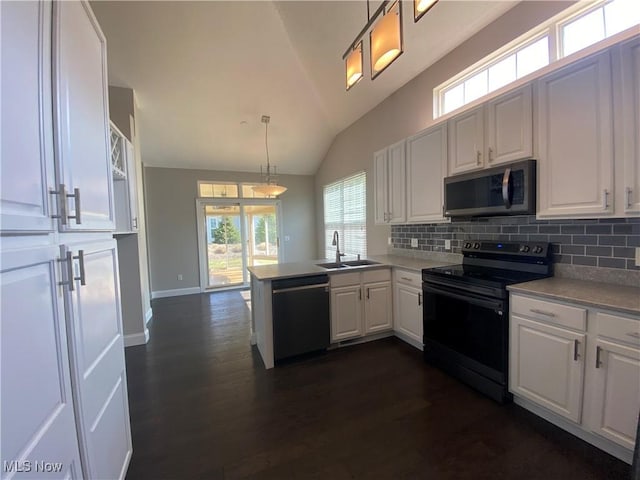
<box><xmin>448</xmin><ymin>105</ymin><xmax>484</xmax><ymax>175</ymax></box>
<box><xmin>537</xmin><ymin>51</ymin><xmax>614</xmax><ymax>218</ymax></box>
<box><xmin>0</xmin><ymin>1</ymin><xmax>55</xmax><ymax>233</ymax></box>
<box><xmin>406</xmin><ymin>124</ymin><xmax>449</xmax><ymax>223</ymax></box>
<box><xmin>373</xmin><ymin>141</ymin><xmax>406</xmax><ymax>224</ymax></box>
<box><xmin>111</xmin><ymin>124</ymin><xmax>139</xmax><ymax>233</ymax></box>
<box><xmin>486</xmin><ymin>85</ymin><xmax>533</xmax><ymax>166</ymax></box>
<box><xmin>619</xmin><ymin>37</ymin><xmax>640</xmax><ymax>214</ymax></box>
<box><xmin>53</xmin><ymin>1</ymin><xmax>114</xmax><ymax>231</ymax></box>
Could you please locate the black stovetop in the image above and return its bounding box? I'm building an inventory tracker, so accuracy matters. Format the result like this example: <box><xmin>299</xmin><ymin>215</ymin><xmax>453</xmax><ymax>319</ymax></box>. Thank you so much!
<box><xmin>423</xmin><ymin>263</ymin><xmax>550</xmax><ymax>289</ymax></box>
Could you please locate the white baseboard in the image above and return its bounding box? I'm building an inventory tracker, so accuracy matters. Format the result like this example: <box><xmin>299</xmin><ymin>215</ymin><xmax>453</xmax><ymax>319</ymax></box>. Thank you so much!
<box><xmin>145</xmin><ymin>308</ymin><xmax>153</xmax><ymax>324</ymax></box>
<box><xmin>151</xmin><ymin>287</ymin><xmax>201</xmax><ymax>299</ymax></box>
<box><xmin>250</xmin><ymin>332</ymin><xmax>257</xmax><ymax>345</ymax></box>
<box><xmin>124</xmin><ymin>328</ymin><xmax>149</xmax><ymax>347</ymax></box>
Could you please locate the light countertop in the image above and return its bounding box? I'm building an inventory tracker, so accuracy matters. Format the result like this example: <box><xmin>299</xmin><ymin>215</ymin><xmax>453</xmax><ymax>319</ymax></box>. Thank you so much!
<box><xmin>508</xmin><ymin>277</ymin><xmax>640</xmax><ymax>316</ymax></box>
<box><xmin>248</xmin><ymin>254</ymin><xmax>457</xmax><ymax>281</ymax></box>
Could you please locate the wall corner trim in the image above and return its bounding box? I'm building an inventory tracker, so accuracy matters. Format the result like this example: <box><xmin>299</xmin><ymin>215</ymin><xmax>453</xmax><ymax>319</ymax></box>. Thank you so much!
<box><xmin>145</xmin><ymin>308</ymin><xmax>153</xmax><ymax>324</ymax></box>
<box><xmin>124</xmin><ymin>329</ymin><xmax>149</xmax><ymax>348</ymax></box>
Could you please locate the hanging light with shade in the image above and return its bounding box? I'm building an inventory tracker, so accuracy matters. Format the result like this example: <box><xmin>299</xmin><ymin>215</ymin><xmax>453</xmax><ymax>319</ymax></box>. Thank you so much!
<box><xmin>252</xmin><ymin>115</ymin><xmax>287</xmax><ymax>198</ymax></box>
<box><xmin>414</xmin><ymin>0</ymin><xmax>438</xmax><ymax>22</ymax></box>
<box><xmin>345</xmin><ymin>41</ymin><xmax>363</xmax><ymax>90</ymax></box>
<box><xmin>370</xmin><ymin>1</ymin><xmax>403</xmax><ymax>79</ymax></box>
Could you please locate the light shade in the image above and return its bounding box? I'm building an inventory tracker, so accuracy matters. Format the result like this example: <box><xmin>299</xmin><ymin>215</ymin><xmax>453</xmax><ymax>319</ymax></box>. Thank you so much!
<box><xmin>252</xmin><ymin>183</ymin><xmax>287</xmax><ymax>197</ymax></box>
<box><xmin>345</xmin><ymin>41</ymin><xmax>363</xmax><ymax>90</ymax></box>
<box><xmin>414</xmin><ymin>0</ymin><xmax>438</xmax><ymax>22</ymax></box>
<box><xmin>370</xmin><ymin>1</ymin><xmax>403</xmax><ymax>78</ymax></box>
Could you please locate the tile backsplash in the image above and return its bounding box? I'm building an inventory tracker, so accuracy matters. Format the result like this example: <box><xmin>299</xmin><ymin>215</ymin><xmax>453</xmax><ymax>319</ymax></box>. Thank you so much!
<box><xmin>390</xmin><ymin>216</ymin><xmax>640</xmax><ymax>271</ymax></box>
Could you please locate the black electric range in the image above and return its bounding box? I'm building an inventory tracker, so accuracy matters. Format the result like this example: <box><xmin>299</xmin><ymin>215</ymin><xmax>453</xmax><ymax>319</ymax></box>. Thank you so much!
<box><xmin>421</xmin><ymin>240</ymin><xmax>553</xmax><ymax>403</ymax></box>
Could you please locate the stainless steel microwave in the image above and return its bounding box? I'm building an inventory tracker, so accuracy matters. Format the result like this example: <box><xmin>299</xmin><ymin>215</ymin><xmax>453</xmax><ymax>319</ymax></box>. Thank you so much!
<box><xmin>444</xmin><ymin>159</ymin><xmax>536</xmax><ymax>217</ymax></box>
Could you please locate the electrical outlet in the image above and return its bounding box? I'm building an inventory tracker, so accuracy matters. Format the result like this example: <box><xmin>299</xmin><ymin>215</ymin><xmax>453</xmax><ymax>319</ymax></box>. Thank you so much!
<box><xmin>636</xmin><ymin>247</ymin><xmax>640</xmax><ymax>267</ymax></box>
<box><xmin>445</xmin><ymin>239</ymin><xmax>451</xmax><ymax>250</ymax></box>
<box><xmin>284</xmin><ymin>235</ymin><xmax>290</xmax><ymax>241</ymax></box>
<box><xmin>411</xmin><ymin>238</ymin><xmax>418</xmax><ymax>248</ymax></box>
<box><xmin>388</xmin><ymin>237</ymin><xmax>392</xmax><ymax>246</ymax></box>
<box><xmin>177</xmin><ymin>274</ymin><xmax>183</xmax><ymax>281</ymax></box>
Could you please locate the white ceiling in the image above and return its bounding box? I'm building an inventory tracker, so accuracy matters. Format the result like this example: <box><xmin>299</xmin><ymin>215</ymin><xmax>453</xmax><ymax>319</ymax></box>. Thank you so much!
<box><xmin>91</xmin><ymin>1</ymin><xmax>518</xmax><ymax>175</ymax></box>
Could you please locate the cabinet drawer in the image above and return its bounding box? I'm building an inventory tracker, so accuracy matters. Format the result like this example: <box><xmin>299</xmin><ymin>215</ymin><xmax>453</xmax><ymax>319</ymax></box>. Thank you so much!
<box><xmin>330</xmin><ymin>272</ymin><xmax>361</xmax><ymax>288</ymax></box>
<box><xmin>363</xmin><ymin>268</ymin><xmax>391</xmax><ymax>283</ymax></box>
<box><xmin>511</xmin><ymin>295</ymin><xmax>586</xmax><ymax>331</ymax></box>
<box><xmin>393</xmin><ymin>269</ymin><xmax>421</xmax><ymax>288</ymax></box>
<box><xmin>596</xmin><ymin>312</ymin><xmax>640</xmax><ymax>347</ymax></box>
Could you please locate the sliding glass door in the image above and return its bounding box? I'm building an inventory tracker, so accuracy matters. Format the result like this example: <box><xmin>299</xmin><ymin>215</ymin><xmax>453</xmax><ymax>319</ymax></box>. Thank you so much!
<box><xmin>199</xmin><ymin>200</ymin><xmax>281</xmax><ymax>289</ymax></box>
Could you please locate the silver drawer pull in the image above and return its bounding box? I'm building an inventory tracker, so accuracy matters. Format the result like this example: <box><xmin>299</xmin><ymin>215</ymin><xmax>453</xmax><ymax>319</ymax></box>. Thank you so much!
<box><xmin>530</xmin><ymin>308</ymin><xmax>556</xmax><ymax>318</ymax></box>
<box><xmin>595</xmin><ymin>345</ymin><xmax>602</xmax><ymax>368</ymax></box>
<box><xmin>626</xmin><ymin>332</ymin><xmax>640</xmax><ymax>339</ymax></box>
<box><xmin>67</xmin><ymin>188</ymin><xmax>81</xmax><ymax>224</ymax></box>
<box><xmin>626</xmin><ymin>187</ymin><xmax>633</xmax><ymax>209</ymax></box>
<box><xmin>400</xmin><ymin>277</ymin><xmax>413</xmax><ymax>282</ymax></box>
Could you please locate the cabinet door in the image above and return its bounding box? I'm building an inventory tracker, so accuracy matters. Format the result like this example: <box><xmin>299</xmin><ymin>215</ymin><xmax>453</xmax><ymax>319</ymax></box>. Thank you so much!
<box><xmin>125</xmin><ymin>140</ymin><xmax>139</xmax><ymax>231</ymax></box>
<box><xmin>331</xmin><ymin>285</ymin><xmax>362</xmax><ymax>341</ymax></box>
<box><xmin>486</xmin><ymin>85</ymin><xmax>533</xmax><ymax>166</ymax></box>
<box><xmin>387</xmin><ymin>141</ymin><xmax>406</xmax><ymax>223</ymax></box>
<box><xmin>0</xmin><ymin>1</ymin><xmax>55</xmax><ymax>233</ymax></box>
<box><xmin>448</xmin><ymin>105</ymin><xmax>484</xmax><ymax>175</ymax></box>
<box><xmin>537</xmin><ymin>52</ymin><xmax>613</xmax><ymax>217</ymax></box>
<box><xmin>364</xmin><ymin>281</ymin><xmax>392</xmax><ymax>334</ymax></box>
<box><xmin>394</xmin><ymin>283</ymin><xmax>423</xmax><ymax>344</ymax></box>
<box><xmin>588</xmin><ymin>339</ymin><xmax>640</xmax><ymax>450</ymax></box>
<box><xmin>1</xmin><ymin>246</ymin><xmax>82</xmax><ymax>478</ymax></box>
<box><xmin>406</xmin><ymin>124</ymin><xmax>449</xmax><ymax>223</ymax></box>
<box><xmin>62</xmin><ymin>240</ymin><xmax>132</xmax><ymax>479</ymax></box>
<box><xmin>510</xmin><ymin>315</ymin><xmax>585</xmax><ymax>423</ymax></box>
<box><xmin>620</xmin><ymin>37</ymin><xmax>640</xmax><ymax>214</ymax></box>
<box><xmin>373</xmin><ymin>149</ymin><xmax>388</xmax><ymax>225</ymax></box>
<box><xmin>53</xmin><ymin>1</ymin><xmax>115</xmax><ymax>231</ymax></box>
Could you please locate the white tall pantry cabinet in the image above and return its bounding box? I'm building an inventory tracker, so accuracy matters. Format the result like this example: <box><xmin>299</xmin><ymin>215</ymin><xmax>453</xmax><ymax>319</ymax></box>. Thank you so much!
<box><xmin>1</xmin><ymin>1</ymin><xmax>132</xmax><ymax>479</ymax></box>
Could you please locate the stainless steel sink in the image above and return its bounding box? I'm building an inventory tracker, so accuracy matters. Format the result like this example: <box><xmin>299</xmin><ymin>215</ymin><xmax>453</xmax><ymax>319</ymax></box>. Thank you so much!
<box><xmin>315</xmin><ymin>262</ymin><xmax>349</xmax><ymax>269</ymax></box>
<box><xmin>315</xmin><ymin>259</ymin><xmax>380</xmax><ymax>270</ymax></box>
<box><xmin>342</xmin><ymin>260</ymin><xmax>380</xmax><ymax>267</ymax></box>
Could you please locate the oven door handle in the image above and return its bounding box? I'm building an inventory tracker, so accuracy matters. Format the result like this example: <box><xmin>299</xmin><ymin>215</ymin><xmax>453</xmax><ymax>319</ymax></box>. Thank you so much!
<box><xmin>422</xmin><ymin>283</ymin><xmax>504</xmax><ymax>312</ymax></box>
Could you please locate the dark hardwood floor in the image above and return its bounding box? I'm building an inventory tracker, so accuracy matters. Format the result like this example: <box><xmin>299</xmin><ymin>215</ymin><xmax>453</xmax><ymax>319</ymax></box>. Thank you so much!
<box><xmin>124</xmin><ymin>291</ymin><xmax>630</xmax><ymax>479</ymax></box>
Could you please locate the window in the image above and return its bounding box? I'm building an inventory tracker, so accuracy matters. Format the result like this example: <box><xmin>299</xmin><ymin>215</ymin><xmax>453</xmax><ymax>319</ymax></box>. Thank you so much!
<box><xmin>198</xmin><ymin>182</ymin><xmax>272</xmax><ymax>199</ymax></box>
<box><xmin>435</xmin><ymin>0</ymin><xmax>638</xmax><ymax>117</ymax></box>
<box><xmin>323</xmin><ymin>172</ymin><xmax>367</xmax><ymax>259</ymax></box>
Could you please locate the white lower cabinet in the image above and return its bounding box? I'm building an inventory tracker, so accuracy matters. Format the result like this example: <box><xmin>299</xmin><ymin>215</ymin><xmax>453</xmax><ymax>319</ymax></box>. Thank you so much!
<box><xmin>393</xmin><ymin>270</ymin><xmax>423</xmax><ymax>348</ymax></box>
<box><xmin>1</xmin><ymin>246</ymin><xmax>83</xmax><ymax>478</ymax></box>
<box><xmin>330</xmin><ymin>269</ymin><xmax>392</xmax><ymax>342</ymax></box>
<box><xmin>510</xmin><ymin>293</ymin><xmax>640</xmax><ymax>462</ymax></box>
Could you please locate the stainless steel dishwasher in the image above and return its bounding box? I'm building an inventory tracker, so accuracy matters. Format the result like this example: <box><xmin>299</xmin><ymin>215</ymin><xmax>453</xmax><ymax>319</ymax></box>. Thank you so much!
<box><xmin>271</xmin><ymin>274</ymin><xmax>330</xmax><ymax>362</ymax></box>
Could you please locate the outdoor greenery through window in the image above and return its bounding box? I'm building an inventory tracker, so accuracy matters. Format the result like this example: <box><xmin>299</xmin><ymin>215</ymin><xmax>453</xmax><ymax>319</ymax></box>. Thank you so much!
<box><xmin>323</xmin><ymin>172</ymin><xmax>367</xmax><ymax>259</ymax></box>
<box><xmin>435</xmin><ymin>0</ymin><xmax>639</xmax><ymax>117</ymax></box>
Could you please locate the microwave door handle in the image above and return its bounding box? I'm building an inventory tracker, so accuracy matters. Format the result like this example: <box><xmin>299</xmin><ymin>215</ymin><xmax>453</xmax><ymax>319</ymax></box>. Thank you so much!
<box><xmin>423</xmin><ymin>284</ymin><xmax>503</xmax><ymax>312</ymax></box>
<box><xmin>502</xmin><ymin>167</ymin><xmax>512</xmax><ymax>209</ymax></box>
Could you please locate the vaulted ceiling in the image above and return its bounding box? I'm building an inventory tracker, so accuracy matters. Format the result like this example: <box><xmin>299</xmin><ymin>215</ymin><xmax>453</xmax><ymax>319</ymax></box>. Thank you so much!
<box><xmin>91</xmin><ymin>1</ymin><xmax>518</xmax><ymax>175</ymax></box>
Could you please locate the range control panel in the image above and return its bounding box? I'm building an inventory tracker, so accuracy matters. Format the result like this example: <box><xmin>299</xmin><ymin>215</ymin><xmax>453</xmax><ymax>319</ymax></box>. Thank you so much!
<box><xmin>462</xmin><ymin>240</ymin><xmax>550</xmax><ymax>257</ymax></box>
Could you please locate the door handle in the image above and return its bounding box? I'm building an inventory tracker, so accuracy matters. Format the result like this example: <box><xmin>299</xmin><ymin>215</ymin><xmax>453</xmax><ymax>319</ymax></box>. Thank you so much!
<box><xmin>418</xmin><ymin>293</ymin><xmax>422</xmax><ymax>306</ymax></box>
<box><xmin>59</xmin><ymin>251</ymin><xmax>83</xmax><ymax>291</ymax></box>
<box><xmin>67</xmin><ymin>188</ymin><xmax>81</xmax><ymax>224</ymax></box>
<box><xmin>74</xmin><ymin>250</ymin><xmax>86</xmax><ymax>286</ymax></box>
<box><xmin>603</xmin><ymin>189</ymin><xmax>609</xmax><ymax>209</ymax></box>
<box><xmin>573</xmin><ymin>339</ymin><xmax>579</xmax><ymax>361</ymax></box>
<box><xmin>626</xmin><ymin>187</ymin><xmax>633</xmax><ymax>209</ymax></box>
<box><xmin>366</xmin><ymin>288</ymin><xmax>370</xmax><ymax>300</ymax></box>
<box><xmin>595</xmin><ymin>346</ymin><xmax>602</xmax><ymax>368</ymax></box>
<box><xmin>488</xmin><ymin>147</ymin><xmax>493</xmax><ymax>163</ymax></box>
<box><xmin>476</xmin><ymin>150</ymin><xmax>482</xmax><ymax>165</ymax></box>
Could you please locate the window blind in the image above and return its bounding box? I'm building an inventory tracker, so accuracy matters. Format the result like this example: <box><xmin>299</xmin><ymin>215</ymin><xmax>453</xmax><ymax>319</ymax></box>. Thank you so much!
<box><xmin>323</xmin><ymin>172</ymin><xmax>367</xmax><ymax>259</ymax></box>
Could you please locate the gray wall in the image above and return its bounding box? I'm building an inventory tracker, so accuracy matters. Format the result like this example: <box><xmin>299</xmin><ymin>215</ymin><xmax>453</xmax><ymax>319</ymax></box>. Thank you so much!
<box><xmin>145</xmin><ymin>167</ymin><xmax>316</xmax><ymax>293</ymax></box>
<box><xmin>314</xmin><ymin>1</ymin><xmax>572</xmax><ymax>257</ymax></box>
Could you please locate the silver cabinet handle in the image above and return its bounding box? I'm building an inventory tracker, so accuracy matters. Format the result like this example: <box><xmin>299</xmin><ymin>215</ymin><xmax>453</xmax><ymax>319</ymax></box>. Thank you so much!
<box><xmin>626</xmin><ymin>332</ymin><xmax>640</xmax><ymax>339</ymax></box>
<box><xmin>50</xmin><ymin>184</ymin><xmax>68</xmax><ymax>224</ymax></box>
<box><xmin>418</xmin><ymin>293</ymin><xmax>422</xmax><ymax>306</ymax></box>
<box><xmin>573</xmin><ymin>339</ymin><xmax>579</xmax><ymax>361</ymax></box>
<box><xmin>366</xmin><ymin>288</ymin><xmax>370</xmax><ymax>300</ymax></box>
<box><xmin>132</xmin><ymin>217</ymin><xmax>138</xmax><ymax>229</ymax></box>
<box><xmin>359</xmin><ymin>288</ymin><xmax>362</xmax><ymax>301</ymax></box>
<box><xmin>59</xmin><ymin>251</ymin><xmax>84</xmax><ymax>290</ymax></box>
<box><xmin>626</xmin><ymin>187</ymin><xmax>633</xmax><ymax>209</ymax></box>
<box><xmin>595</xmin><ymin>345</ymin><xmax>602</xmax><ymax>368</ymax></box>
<box><xmin>530</xmin><ymin>308</ymin><xmax>556</xmax><ymax>318</ymax></box>
<box><xmin>603</xmin><ymin>189</ymin><xmax>609</xmax><ymax>209</ymax></box>
<box><xmin>476</xmin><ymin>150</ymin><xmax>482</xmax><ymax>165</ymax></box>
<box><xmin>400</xmin><ymin>277</ymin><xmax>412</xmax><ymax>282</ymax></box>
<box><xmin>502</xmin><ymin>167</ymin><xmax>512</xmax><ymax>209</ymax></box>
<box><xmin>488</xmin><ymin>147</ymin><xmax>493</xmax><ymax>163</ymax></box>
<box><xmin>49</xmin><ymin>184</ymin><xmax>81</xmax><ymax>224</ymax></box>
<box><xmin>75</xmin><ymin>250</ymin><xmax>86</xmax><ymax>286</ymax></box>
<box><xmin>67</xmin><ymin>188</ymin><xmax>81</xmax><ymax>224</ymax></box>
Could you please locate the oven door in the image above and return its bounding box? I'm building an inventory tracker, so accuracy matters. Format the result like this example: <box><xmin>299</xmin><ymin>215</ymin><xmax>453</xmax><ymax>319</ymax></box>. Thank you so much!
<box><xmin>422</xmin><ymin>282</ymin><xmax>507</xmax><ymax>386</ymax></box>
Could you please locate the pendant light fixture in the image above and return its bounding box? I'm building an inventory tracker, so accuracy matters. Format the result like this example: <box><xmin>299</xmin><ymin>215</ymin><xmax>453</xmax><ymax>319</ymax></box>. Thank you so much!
<box><xmin>370</xmin><ymin>1</ymin><xmax>403</xmax><ymax>79</ymax></box>
<box><xmin>345</xmin><ymin>41</ymin><xmax>363</xmax><ymax>90</ymax></box>
<box><xmin>252</xmin><ymin>115</ymin><xmax>287</xmax><ymax>198</ymax></box>
<box><xmin>414</xmin><ymin>0</ymin><xmax>438</xmax><ymax>22</ymax></box>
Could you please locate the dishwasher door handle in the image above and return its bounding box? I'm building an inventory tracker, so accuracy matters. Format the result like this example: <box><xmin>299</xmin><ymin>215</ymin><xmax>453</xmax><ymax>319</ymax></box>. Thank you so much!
<box><xmin>272</xmin><ymin>283</ymin><xmax>330</xmax><ymax>294</ymax></box>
